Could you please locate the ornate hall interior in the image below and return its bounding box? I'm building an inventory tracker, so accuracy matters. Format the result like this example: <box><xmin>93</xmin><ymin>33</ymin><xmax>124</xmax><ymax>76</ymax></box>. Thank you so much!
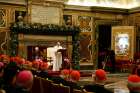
<box><xmin>1</xmin><ymin>0</ymin><xmax>140</xmax><ymax>93</ymax></box>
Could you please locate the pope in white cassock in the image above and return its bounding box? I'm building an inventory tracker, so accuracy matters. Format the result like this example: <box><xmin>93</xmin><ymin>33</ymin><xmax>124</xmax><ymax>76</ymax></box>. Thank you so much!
<box><xmin>47</xmin><ymin>42</ymin><xmax>63</xmax><ymax>71</ymax></box>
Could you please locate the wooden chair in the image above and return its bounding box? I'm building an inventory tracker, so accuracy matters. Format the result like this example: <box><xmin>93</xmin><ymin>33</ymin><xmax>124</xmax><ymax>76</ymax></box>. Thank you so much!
<box><xmin>52</xmin><ymin>83</ymin><xmax>70</xmax><ymax>93</ymax></box>
<box><xmin>73</xmin><ymin>89</ymin><xmax>83</xmax><ymax>93</ymax></box>
<box><xmin>41</xmin><ymin>78</ymin><xmax>53</xmax><ymax>93</ymax></box>
<box><xmin>31</xmin><ymin>76</ymin><xmax>43</xmax><ymax>93</ymax></box>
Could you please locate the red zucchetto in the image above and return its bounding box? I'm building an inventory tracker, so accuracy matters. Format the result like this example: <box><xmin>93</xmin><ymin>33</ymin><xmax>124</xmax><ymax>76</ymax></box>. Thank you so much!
<box><xmin>95</xmin><ymin>69</ymin><xmax>107</xmax><ymax>81</ymax></box>
<box><xmin>40</xmin><ymin>62</ymin><xmax>48</xmax><ymax>70</ymax></box>
<box><xmin>16</xmin><ymin>70</ymin><xmax>33</xmax><ymax>89</ymax></box>
<box><xmin>32</xmin><ymin>61</ymin><xmax>40</xmax><ymax>69</ymax></box>
<box><xmin>70</xmin><ymin>70</ymin><xmax>80</xmax><ymax>81</ymax></box>
<box><xmin>127</xmin><ymin>75</ymin><xmax>140</xmax><ymax>92</ymax></box>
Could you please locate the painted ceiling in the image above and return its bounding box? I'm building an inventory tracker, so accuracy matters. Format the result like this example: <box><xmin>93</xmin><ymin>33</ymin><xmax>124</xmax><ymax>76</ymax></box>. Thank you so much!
<box><xmin>0</xmin><ymin>0</ymin><xmax>140</xmax><ymax>9</ymax></box>
<box><xmin>66</xmin><ymin>0</ymin><xmax>140</xmax><ymax>9</ymax></box>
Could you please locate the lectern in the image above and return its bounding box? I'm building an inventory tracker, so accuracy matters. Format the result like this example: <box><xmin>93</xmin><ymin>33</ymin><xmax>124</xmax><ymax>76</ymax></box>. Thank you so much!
<box><xmin>57</xmin><ymin>48</ymin><xmax>69</xmax><ymax>69</ymax></box>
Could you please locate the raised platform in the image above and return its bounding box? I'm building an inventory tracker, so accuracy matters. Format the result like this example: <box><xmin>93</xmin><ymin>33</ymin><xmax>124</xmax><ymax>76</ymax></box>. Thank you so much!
<box><xmin>80</xmin><ymin>62</ymin><xmax>94</xmax><ymax>70</ymax></box>
<box><xmin>78</xmin><ymin>72</ymin><xmax>129</xmax><ymax>86</ymax></box>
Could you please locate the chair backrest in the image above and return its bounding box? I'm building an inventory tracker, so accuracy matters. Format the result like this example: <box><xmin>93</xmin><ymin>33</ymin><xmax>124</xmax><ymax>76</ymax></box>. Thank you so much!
<box><xmin>31</xmin><ymin>76</ymin><xmax>42</xmax><ymax>93</ymax></box>
<box><xmin>52</xmin><ymin>83</ymin><xmax>70</xmax><ymax>93</ymax></box>
<box><xmin>73</xmin><ymin>89</ymin><xmax>83</xmax><ymax>93</ymax></box>
<box><xmin>41</xmin><ymin>78</ymin><xmax>53</xmax><ymax>93</ymax></box>
<box><xmin>73</xmin><ymin>89</ymin><xmax>95</xmax><ymax>93</ymax></box>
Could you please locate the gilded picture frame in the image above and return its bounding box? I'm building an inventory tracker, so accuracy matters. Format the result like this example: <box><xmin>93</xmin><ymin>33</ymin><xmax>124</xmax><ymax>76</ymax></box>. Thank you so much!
<box><xmin>63</xmin><ymin>15</ymin><xmax>72</xmax><ymax>26</ymax></box>
<box><xmin>78</xmin><ymin>16</ymin><xmax>92</xmax><ymax>32</ymax></box>
<box><xmin>79</xmin><ymin>33</ymin><xmax>92</xmax><ymax>63</ymax></box>
<box><xmin>112</xmin><ymin>26</ymin><xmax>135</xmax><ymax>60</ymax></box>
<box><xmin>15</xmin><ymin>11</ymin><xmax>26</xmax><ymax>22</ymax></box>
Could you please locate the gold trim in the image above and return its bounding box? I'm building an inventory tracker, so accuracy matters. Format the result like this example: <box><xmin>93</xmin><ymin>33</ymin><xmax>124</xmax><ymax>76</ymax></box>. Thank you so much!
<box><xmin>112</xmin><ymin>26</ymin><xmax>135</xmax><ymax>60</ymax></box>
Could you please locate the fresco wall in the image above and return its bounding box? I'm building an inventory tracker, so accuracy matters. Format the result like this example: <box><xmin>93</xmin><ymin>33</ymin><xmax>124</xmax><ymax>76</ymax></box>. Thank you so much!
<box><xmin>129</xmin><ymin>12</ymin><xmax>140</xmax><ymax>52</ymax></box>
<box><xmin>63</xmin><ymin>7</ymin><xmax>126</xmax><ymax>66</ymax></box>
<box><xmin>1</xmin><ymin>1</ymin><xmax>140</xmax><ymax>68</ymax></box>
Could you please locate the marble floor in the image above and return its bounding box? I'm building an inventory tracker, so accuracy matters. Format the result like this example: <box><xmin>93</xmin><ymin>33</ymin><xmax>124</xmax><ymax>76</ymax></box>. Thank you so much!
<box><xmin>79</xmin><ymin>73</ymin><xmax>130</xmax><ymax>93</ymax></box>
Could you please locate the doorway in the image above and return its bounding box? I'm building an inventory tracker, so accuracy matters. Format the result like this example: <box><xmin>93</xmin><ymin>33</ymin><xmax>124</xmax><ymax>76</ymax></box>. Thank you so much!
<box><xmin>97</xmin><ymin>24</ymin><xmax>111</xmax><ymax>69</ymax></box>
<box><xmin>98</xmin><ymin>25</ymin><xmax>111</xmax><ymax>50</ymax></box>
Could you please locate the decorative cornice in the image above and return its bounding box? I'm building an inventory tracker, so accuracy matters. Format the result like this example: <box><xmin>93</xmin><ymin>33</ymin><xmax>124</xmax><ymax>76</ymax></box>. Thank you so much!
<box><xmin>0</xmin><ymin>1</ymin><xmax>26</xmax><ymax>6</ymax></box>
<box><xmin>32</xmin><ymin>0</ymin><xmax>64</xmax><ymax>8</ymax></box>
<box><xmin>44</xmin><ymin>0</ymin><xmax>64</xmax><ymax>3</ymax></box>
<box><xmin>64</xmin><ymin>5</ymin><xmax>92</xmax><ymax>11</ymax></box>
<box><xmin>31</xmin><ymin>0</ymin><xmax>43</xmax><ymax>5</ymax></box>
<box><xmin>64</xmin><ymin>5</ymin><xmax>128</xmax><ymax>14</ymax></box>
<box><xmin>0</xmin><ymin>28</ymin><xmax>10</xmax><ymax>32</ymax></box>
<box><xmin>128</xmin><ymin>7</ymin><xmax>140</xmax><ymax>14</ymax></box>
<box><xmin>43</xmin><ymin>0</ymin><xmax>64</xmax><ymax>8</ymax></box>
<box><xmin>91</xmin><ymin>6</ymin><xmax>128</xmax><ymax>14</ymax></box>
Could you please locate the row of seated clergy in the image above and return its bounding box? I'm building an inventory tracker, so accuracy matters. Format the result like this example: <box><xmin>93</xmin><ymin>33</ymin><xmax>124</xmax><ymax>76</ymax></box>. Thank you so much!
<box><xmin>25</xmin><ymin>62</ymin><xmax>113</xmax><ymax>93</ymax></box>
<box><xmin>31</xmin><ymin>76</ymin><xmax>70</xmax><ymax>93</ymax></box>
<box><xmin>37</xmin><ymin>69</ymin><xmax>112</xmax><ymax>93</ymax></box>
<box><xmin>32</xmin><ymin>70</ymin><xmax>140</xmax><ymax>93</ymax></box>
<box><xmin>49</xmin><ymin>70</ymin><xmax>82</xmax><ymax>93</ymax></box>
<box><xmin>26</xmin><ymin>60</ymin><xmax>112</xmax><ymax>93</ymax></box>
<box><xmin>33</xmin><ymin>69</ymin><xmax>82</xmax><ymax>93</ymax></box>
<box><xmin>31</xmin><ymin>77</ymin><xmax>94</xmax><ymax>93</ymax></box>
<box><xmin>83</xmin><ymin>69</ymin><xmax>113</xmax><ymax>93</ymax></box>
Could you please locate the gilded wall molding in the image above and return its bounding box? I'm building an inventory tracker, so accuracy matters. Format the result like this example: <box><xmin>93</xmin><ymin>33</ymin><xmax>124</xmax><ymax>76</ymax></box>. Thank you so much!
<box><xmin>32</xmin><ymin>0</ymin><xmax>64</xmax><ymax>8</ymax></box>
<box><xmin>129</xmin><ymin>7</ymin><xmax>140</xmax><ymax>13</ymax></box>
<box><xmin>64</xmin><ymin>5</ymin><xmax>128</xmax><ymax>13</ymax></box>
<box><xmin>64</xmin><ymin>5</ymin><xmax>92</xmax><ymax>11</ymax></box>
<box><xmin>44</xmin><ymin>0</ymin><xmax>64</xmax><ymax>8</ymax></box>
<box><xmin>0</xmin><ymin>1</ymin><xmax>26</xmax><ymax>6</ymax></box>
